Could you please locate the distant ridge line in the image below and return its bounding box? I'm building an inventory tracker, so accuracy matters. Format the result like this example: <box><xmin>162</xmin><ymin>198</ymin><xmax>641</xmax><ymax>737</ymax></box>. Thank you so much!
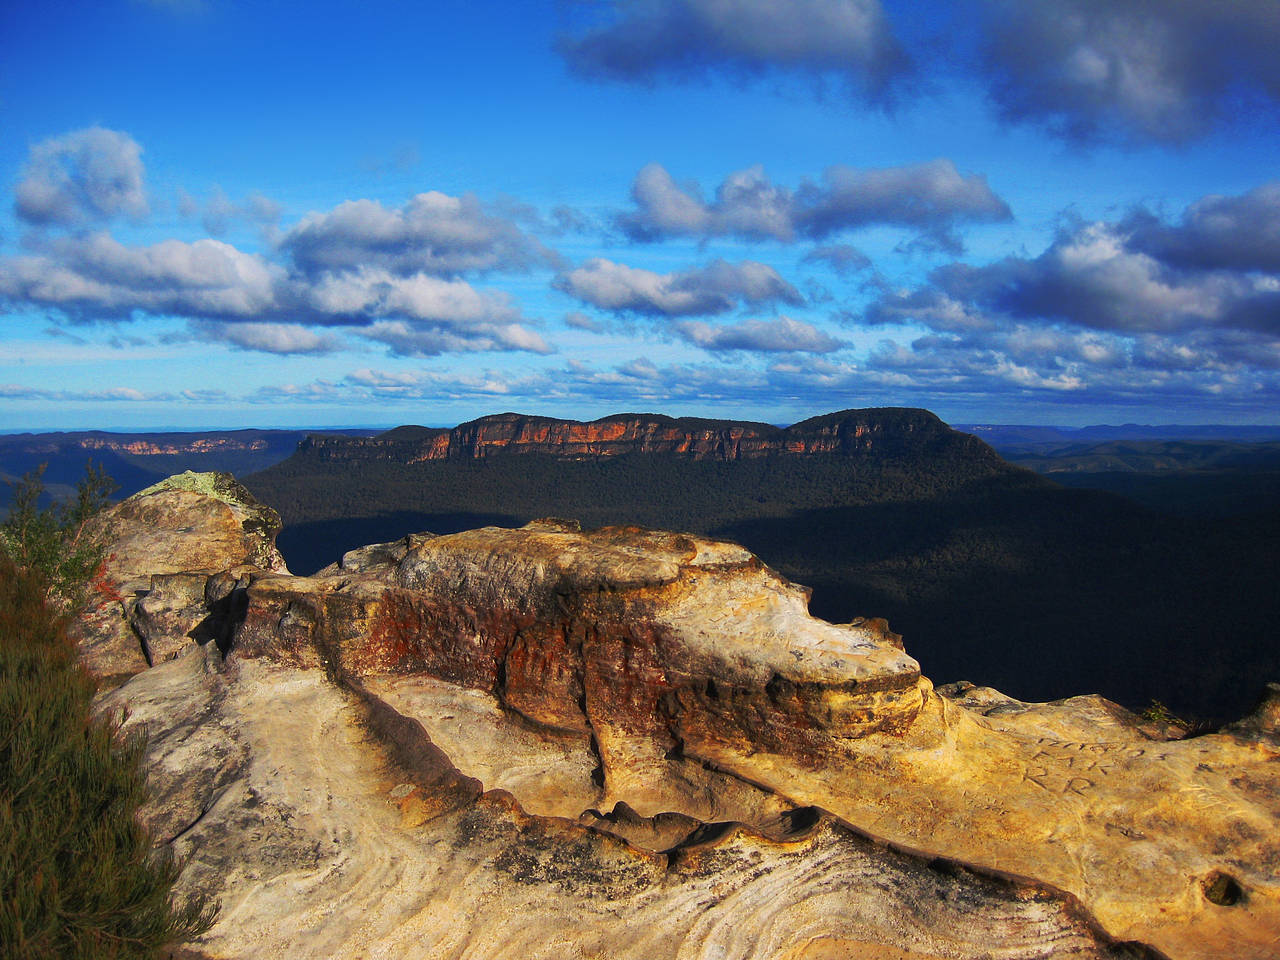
<box><xmin>295</xmin><ymin>407</ymin><xmax>985</xmax><ymax>464</ymax></box>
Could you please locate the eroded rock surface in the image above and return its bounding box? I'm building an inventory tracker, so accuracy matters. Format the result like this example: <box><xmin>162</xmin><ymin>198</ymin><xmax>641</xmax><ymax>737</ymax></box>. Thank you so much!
<box><xmin>88</xmin><ymin>477</ymin><xmax>1280</xmax><ymax>959</ymax></box>
<box><xmin>72</xmin><ymin>471</ymin><xmax>286</xmax><ymax>683</ymax></box>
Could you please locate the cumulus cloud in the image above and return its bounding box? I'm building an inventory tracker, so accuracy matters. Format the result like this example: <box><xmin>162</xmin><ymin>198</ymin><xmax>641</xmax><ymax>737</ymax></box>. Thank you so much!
<box><xmin>298</xmin><ymin>267</ymin><xmax>523</xmax><ymax>324</ymax></box>
<box><xmin>555</xmin><ymin>2</ymin><xmax>1280</xmax><ymax>146</ymax></box>
<box><xmin>357</xmin><ymin>319</ymin><xmax>551</xmax><ymax>357</ymax></box>
<box><xmin>674</xmin><ymin>316</ymin><xmax>847</xmax><ymax>353</ymax></box>
<box><xmin>618</xmin><ymin>160</ymin><xmax>1010</xmax><ymax>246</ymax></box>
<box><xmin>871</xmin><ymin>220</ymin><xmax>1269</xmax><ymax>336</ymax></box>
<box><xmin>0</xmin><ymin>233</ymin><xmax>551</xmax><ymax>358</ymax></box>
<box><xmin>0</xmin><ymin>233</ymin><xmax>281</xmax><ymax>320</ymax></box>
<box><xmin>0</xmin><ymin>134</ymin><xmax>555</xmax><ymax>360</ymax></box>
<box><xmin>852</xmin><ymin>181</ymin><xmax>1280</xmax><ymax>407</ymax></box>
<box><xmin>1124</xmin><ymin>182</ymin><xmax>1280</xmax><ymax>274</ymax></box>
<box><xmin>185</xmin><ymin>321</ymin><xmax>344</xmax><ymax>355</ymax></box>
<box><xmin>978</xmin><ymin>0</ymin><xmax>1280</xmax><ymax>143</ymax></box>
<box><xmin>554</xmin><ymin>257</ymin><xmax>802</xmax><ymax>316</ymax></box>
<box><xmin>620</xmin><ymin>164</ymin><xmax>792</xmax><ymax>242</ymax></box>
<box><xmin>15</xmin><ymin>128</ymin><xmax>149</xmax><ymax>226</ymax></box>
<box><xmin>796</xmin><ymin>160</ymin><xmax>1012</xmax><ymax>241</ymax></box>
<box><xmin>281</xmin><ymin>191</ymin><xmax>554</xmax><ymax>277</ymax></box>
<box><xmin>558</xmin><ymin>0</ymin><xmax>908</xmax><ymax>105</ymax></box>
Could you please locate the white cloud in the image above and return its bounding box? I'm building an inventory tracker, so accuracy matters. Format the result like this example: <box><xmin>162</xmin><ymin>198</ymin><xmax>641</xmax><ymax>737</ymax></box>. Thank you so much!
<box><xmin>0</xmin><ymin>233</ymin><xmax>281</xmax><ymax>320</ymax></box>
<box><xmin>674</xmin><ymin>316</ymin><xmax>847</xmax><ymax>353</ymax></box>
<box><xmin>282</xmin><ymin>191</ymin><xmax>554</xmax><ymax>277</ymax></box>
<box><xmin>189</xmin><ymin>321</ymin><xmax>345</xmax><ymax>355</ymax></box>
<box><xmin>555</xmin><ymin>257</ymin><xmax>801</xmax><ymax>316</ymax></box>
<box><xmin>15</xmin><ymin>127</ymin><xmax>149</xmax><ymax>226</ymax></box>
<box><xmin>618</xmin><ymin>159</ymin><xmax>1010</xmax><ymax>247</ymax></box>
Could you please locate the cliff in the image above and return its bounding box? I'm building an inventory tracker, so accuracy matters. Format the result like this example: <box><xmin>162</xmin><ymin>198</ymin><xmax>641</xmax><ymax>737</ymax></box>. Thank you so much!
<box><xmin>295</xmin><ymin>407</ymin><xmax>996</xmax><ymax>464</ymax></box>
<box><xmin>81</xmin><ymin>476</ymin><xmax>1280</xmax><ymax>960</ymax></box>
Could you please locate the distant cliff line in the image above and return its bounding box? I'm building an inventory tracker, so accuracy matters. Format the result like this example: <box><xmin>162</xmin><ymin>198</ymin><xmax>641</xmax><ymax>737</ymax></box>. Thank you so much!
<box><xmin>297</xmin><ymin>407</ymin><xmax>992</xmax><ymax>464</ymax></box>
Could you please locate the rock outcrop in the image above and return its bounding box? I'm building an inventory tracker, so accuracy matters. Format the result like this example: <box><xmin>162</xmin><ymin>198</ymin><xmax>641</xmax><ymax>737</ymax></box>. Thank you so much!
<box><xmin>72</xmin><ymin>471</ymin><xmax>287</xmax><ymax>684</ymax></box>
<box><xmin>87</xmin><ymin>475</ymin><xmax>1280</xmax><ymax>959</ymax></box>
<box><xmin>297</xmin><ymin>407</ymin><xmax>998</xmax><ymax>465</ymax></box>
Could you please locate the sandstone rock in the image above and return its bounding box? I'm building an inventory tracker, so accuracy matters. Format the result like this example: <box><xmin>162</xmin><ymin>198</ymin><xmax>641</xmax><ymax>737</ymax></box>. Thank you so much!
<box><xmin>101</xmin><ymin>649</ymin><xmax>1158</xmax><ymax>960</ymax></box>
<box><xmin>85</xmin><ymin>483</ymin><xmax>1280</xmax><ymax>959</ymax></box>
<box><xmin>230</xmin><ymin>523</ymin><xmax>923</xmax><ymax>815</ymax></box>
<box><xmin>93</xmin><ymin>471</ymin><xmax>287</xmax><ymax>581</ymax></box>
<box><xmin>1225</xmin><ymin>681</ymin><xmax>1280</xmax><ymax>746</ymax></box>
<box><xmin>131</xmin><ymin>572</ymin><xmax>218</xmax><ymax>664</ymax></box>
<box><xmin>72</xmin><ymin>472</ymin><xmax>286</xmax><ymax>683</ymax></box>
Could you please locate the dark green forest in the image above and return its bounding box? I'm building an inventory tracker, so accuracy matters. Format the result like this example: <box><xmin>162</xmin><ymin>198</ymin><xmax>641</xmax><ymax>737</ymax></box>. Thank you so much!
<box><xmin>246</xmin><ymin>430</ymin><xmax>1280</xmax><ymax>725</ymax></box>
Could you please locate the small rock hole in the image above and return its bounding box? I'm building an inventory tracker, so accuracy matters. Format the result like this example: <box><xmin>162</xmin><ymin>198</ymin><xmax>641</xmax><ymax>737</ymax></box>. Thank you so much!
<box><xmin>1202</xmin><ymin>870</ymin><xmax>1244</xmax><ymax>906</ymax></box>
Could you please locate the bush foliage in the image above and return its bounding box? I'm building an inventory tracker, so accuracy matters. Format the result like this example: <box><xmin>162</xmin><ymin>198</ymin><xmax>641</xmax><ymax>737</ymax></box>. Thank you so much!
<box><xmin>1</xmin><ymin>467</ymin><xmax>216</xmax><ymax>959</ymax></box>
<box><xmin>0</xmin><ymin>462</ymin><xmax>116</xmax><ymax>611</ymax></box>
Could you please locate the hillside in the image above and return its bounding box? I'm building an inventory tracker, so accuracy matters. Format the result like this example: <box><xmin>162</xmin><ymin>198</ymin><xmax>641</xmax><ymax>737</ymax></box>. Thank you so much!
<box><xmin>245</xmin><ymin>408</ymin><xmax>1280</xmax><ymax>722</ymax></box>
<box><xmin>986</xmin><ymin>438</ymin><xmax>1280</xmax><ymax>518</ymax></box>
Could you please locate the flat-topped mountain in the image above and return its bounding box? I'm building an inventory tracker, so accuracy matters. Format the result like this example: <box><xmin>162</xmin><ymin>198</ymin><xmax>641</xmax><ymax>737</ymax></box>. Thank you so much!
<box><xmin>296</xmin><ymin>407</ymin><xmax>997</xmax><ymax>464</ymax></box>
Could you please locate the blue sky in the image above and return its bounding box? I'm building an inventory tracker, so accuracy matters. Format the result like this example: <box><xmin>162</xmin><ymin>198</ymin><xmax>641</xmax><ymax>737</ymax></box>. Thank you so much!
<box><xmin>2</xmin><ymin>0</ymin><xmax>1279</xmax><ymax>430</ymax></box>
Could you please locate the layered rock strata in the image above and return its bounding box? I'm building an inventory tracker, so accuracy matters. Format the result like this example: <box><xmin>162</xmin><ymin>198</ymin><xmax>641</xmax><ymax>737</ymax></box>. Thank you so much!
<box><xmin>86</xmin><ymin>477</ymin><xmax>1280</xmax><ymax>959</ymax></box>
<box><xmin>297</xmin><ymin>407</ymin><xmax>996</xmax><ymax>464</ymax></box>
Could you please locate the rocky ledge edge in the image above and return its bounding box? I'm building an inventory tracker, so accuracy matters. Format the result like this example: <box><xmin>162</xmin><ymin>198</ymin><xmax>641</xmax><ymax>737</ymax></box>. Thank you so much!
<box><xmin>73</xmin><ymin>473</ymin><xmax>1280</xmax><ymax>960</ymax></box>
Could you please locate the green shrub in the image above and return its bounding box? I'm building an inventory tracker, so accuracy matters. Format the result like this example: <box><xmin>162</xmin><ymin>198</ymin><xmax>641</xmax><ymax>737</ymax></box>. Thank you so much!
<box><xmin>0</xmin><ymin>550</ymin><xmax>216</xmax><ymax>958</ymax></box>
<box><xmin>1</xmin><ymin>462</ymin><xmax>116</xmax><ymax>612</ymax></box>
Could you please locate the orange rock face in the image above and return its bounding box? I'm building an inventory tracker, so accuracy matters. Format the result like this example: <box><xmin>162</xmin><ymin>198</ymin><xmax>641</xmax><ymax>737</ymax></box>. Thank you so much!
<box><xmin>232</xmin><ymin>522</ymin><xmax>922</xmax><ymax>768</ymax></box>
<box><xmin>302</xmin><ymin>408</ymin><xmax>976</xmax><ymax>463</ymax></box>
